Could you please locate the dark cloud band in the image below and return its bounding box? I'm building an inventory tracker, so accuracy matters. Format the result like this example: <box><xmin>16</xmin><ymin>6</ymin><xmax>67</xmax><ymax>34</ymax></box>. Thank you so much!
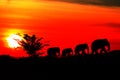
<box><xmin>47</xmin><ymin>0</ymin><xmax>120</xmax><ymax>7</ymax></box>
<box><xmin>106</xmin><ymin>23</ymin><xmax>120</xmax><ymax>28</ymax></box>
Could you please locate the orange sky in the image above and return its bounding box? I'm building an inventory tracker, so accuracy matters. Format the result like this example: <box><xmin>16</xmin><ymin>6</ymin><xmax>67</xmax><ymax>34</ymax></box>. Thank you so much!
<box><xmin>0</xmin><ymin>1</ymin><xmax>120</xmax><ymax>58</ymax></box>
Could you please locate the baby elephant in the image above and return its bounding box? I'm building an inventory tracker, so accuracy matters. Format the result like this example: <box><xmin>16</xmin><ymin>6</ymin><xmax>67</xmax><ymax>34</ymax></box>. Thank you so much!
<box><xmin>62</xmin><ymin>48</ymin><xmax>73</xmax><ymax>57</ymax></box>
<box><xmin>74</xmin><ymin>43</ymin><xmax>89</xmax><ymax>55</ymax></box>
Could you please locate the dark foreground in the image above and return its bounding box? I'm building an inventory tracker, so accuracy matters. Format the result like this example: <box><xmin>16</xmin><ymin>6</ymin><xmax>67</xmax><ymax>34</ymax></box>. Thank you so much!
<box><xmin>0</xmin><ymin>50</ymin><xmax>120</xmax><ymax>78</ymax></box>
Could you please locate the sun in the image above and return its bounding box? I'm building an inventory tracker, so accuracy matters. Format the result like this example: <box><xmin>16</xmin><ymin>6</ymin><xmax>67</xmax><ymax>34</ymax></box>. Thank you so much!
<box><xmin>6</xmin><ymin>34</ymin><xmax>22</xmax><ymax>48</ymax></box>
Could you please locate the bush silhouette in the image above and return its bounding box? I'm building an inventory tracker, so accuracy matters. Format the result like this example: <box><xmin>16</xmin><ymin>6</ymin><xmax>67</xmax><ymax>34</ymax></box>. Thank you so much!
<box><xmin>16</xmin><ymin>34</ymin><xmax>49</xmax><ymax>57</ymax></box>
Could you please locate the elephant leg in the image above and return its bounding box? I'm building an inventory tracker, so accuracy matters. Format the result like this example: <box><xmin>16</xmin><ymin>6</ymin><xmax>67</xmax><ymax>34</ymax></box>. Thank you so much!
<box><xmin>78</xmin><ymin>51</ymin><xmax>80</xmax><ymax>55</ymax></box>
<box><xmin>100</xmin><ymin>49</ymin><xmax>105</xmax><ymax>54</ymax></box>
<box><xmin>77</xmin><ymin>52</ymin><xmax>79</xmax><ymax>55</ymax></box>
<box><xmin>64</xmin><ymin>53</ymin><xmax>66</xmax><ymax>56</ymax></box>
<box><xmin>48</xmin><ymin>54</ymin><xmax>52</xmax><ymax>57</ymax></box>
<box><xmin>95</xmin><ymin>50</ymin><xmax>98</xmax><ymax>54</ymax></box>
<box><xmin>103</xmin><ymin>48</ymin><xmax>108</xmax><ymax>54</ymax></box>
<box><xmin>62</xmin><ymin>53</ymin><xmax>64</xmax><ymax>56</ymax></box>
<box><xmin>63</xmin><ymin>54</ymin><xmax>66</xmax><ymax>56</ymax></box>
<box><xmin>53</xmin><ymin>53</ymin><xmax>57</xmax><ymax>56</ymax></box>
<box><xmin>100</xmin><ymin>49</ymin><xmax>103</xmax><ymax>54</ymax></box>
<box><xmin>75</xmin><ymin>53</ymin><xmax>77</xmax><ymax>55</ymax></box>
<box><xmin>65</xmin><ymin>53</ymin><xmax>68</xmax><ymax>56</ymax></box>
<box><xmin>91</xmin><ymin>51</ymin><xmax>94</xmax><ymax>54</ymax></box>
<box><xmin>68</xmin><ymin>52</ymin><xmax>70</xmax><ymax>56</ymax></box>
<box><xmin>82</xmin><ymin>50</ymin><xmax>86</xmax><ymax>55</ymax></box>
<box><xmin>75</xmin><ymin>51</ymin><xmax>79</xmax><ymax>55</ymax></box>
<box><xmin>92</xmin><ymin>50</ymin><xmax>97</xmax><ymax>54</ymax></box>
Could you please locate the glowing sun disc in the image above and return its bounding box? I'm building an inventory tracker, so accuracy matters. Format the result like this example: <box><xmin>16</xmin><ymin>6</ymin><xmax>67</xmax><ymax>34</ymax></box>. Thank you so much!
<box><xmin>6</xmin><ymin>34</ymin><xmax>22</xmax><ymax>48</ymax></box>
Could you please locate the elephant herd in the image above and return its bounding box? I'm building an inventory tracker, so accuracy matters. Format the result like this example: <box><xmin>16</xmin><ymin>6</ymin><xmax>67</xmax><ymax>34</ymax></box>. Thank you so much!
<box><xmin>47</xmin><ymin>39</ymin><xmax>110</xmax><ymax>57</ymax></box>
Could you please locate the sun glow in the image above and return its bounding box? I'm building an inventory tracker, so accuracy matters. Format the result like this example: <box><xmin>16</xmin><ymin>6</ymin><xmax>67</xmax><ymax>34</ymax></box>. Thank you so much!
<box><xmin>6</xmin><ymin>34</ymin><xmax>22</xmax><ymax>48</ymax></box>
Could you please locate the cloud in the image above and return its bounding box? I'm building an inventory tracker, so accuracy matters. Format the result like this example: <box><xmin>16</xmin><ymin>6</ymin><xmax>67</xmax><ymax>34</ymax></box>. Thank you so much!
<box><xmin>46</xmin><ymin>0</ymin><xmax>120</xmax><ymax>7</ymax></box>
<box><xmin>106</xmin><ymin>23</ymin><xmax>120</xmax><ymax>28</ymax></box>
<box><xmin>94</xmin><ymin>23</ymin><xmax>120</xmax><ymax>28</ymax></box>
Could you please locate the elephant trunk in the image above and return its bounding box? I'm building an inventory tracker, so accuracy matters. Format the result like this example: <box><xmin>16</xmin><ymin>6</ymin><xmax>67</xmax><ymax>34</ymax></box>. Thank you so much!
<box><xmin>106</xmin><ymin>40</ymin><xmax>110</xmax><ymax>51</ymax></box>
<box><xmin>108</xmin><ymin>43</ymin><xmax>110</xmax><ymax>51</ymax></box>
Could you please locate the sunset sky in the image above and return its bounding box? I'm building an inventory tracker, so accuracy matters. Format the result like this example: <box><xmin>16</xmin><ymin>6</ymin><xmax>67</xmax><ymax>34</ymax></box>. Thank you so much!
<box><xmin>0</xmin><ymin>0</ymin><xmax>120</xmax><ymax>58</ymax></box>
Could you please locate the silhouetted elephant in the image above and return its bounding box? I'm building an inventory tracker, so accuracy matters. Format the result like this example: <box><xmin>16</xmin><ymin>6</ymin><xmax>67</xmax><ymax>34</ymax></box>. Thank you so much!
<box><xmin>47</xmin><ymin>47</ymin><xmax>60</xmax><ymax>57</ymax></box>
<box><xmin>91</xmin><ymin>39</ymin><xmax>110</xmax><ymax>54</ymax></box>
<box><xmin>74</xmin><ymin>43</ymin><xmax>89</xmax><ymax>55</ymax></box>
<box><xmin>62</xmin><ymin>48</ymin><xmax>73</xmax><ymax>57</ymax></box>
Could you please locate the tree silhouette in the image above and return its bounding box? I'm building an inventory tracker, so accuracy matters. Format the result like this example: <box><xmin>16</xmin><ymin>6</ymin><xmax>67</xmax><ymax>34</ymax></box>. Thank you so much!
<box><xmin>16</xmin><ymin>34</ymin><xmax>49</xmax><ymax>57</ymax></box>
